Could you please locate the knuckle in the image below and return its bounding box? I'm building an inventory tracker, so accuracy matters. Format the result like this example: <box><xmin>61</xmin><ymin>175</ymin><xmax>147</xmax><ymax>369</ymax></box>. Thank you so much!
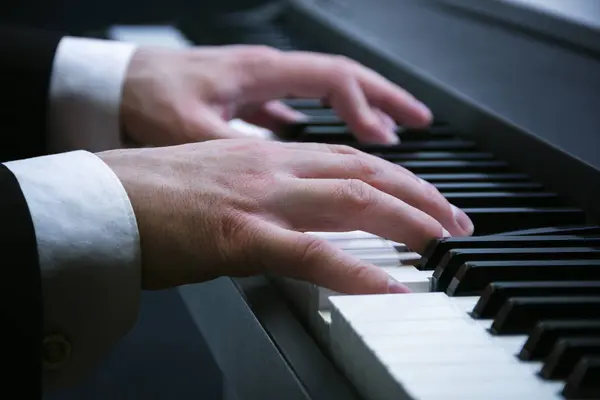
<box><xmin>327</xmin><ymin>144</ymin><xmax>358</xmax><ymax>155</ymax></box>
<box><xmin>333</xmin><ymin>54</ymin><xmax>357</xmax><ymax>70</ymax></box>
<box><xmin>238</xmin><ymin>45</ymin><xmax>280</xmax><ymax>64</ymax></box>
<box><xmin>347</xmin><ymin>156</ymin><xmax>381</xmax><ymax>181</ymax></box>
<box><xmin>346</xmin><ymin>261</ymin><xmax>375</xmax><ymax>282</ymax></box>
<box><xmin>339</xmin><ymin>179</ymin><xmax>376</xmax><ymax>212</ymax></box>
<box><xmin>295</xmin><ymin>236</ymin><xmax>329</xmax><ymax>268</ymax></box>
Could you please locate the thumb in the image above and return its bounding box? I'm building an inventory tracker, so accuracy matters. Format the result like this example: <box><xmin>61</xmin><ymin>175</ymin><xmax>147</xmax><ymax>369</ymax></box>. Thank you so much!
<box><xmin>191</xmin><ymin>112</ymin><xmax>254</xmax><ymax>141</ymax></box>
<box><xmin>258</xmin><ymin>226</ymin><xmax>410</xmax><ymax>295</ymax></box>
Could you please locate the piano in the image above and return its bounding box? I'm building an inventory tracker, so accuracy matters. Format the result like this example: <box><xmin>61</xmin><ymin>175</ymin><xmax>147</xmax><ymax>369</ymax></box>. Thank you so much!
<box><xmin>107</xmin><ymin>0</ymin><xmax>600</xmax><ymax>398</ymax></box>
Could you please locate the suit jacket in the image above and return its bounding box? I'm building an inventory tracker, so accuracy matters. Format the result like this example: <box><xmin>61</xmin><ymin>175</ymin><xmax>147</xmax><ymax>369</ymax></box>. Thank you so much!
<box><xmin>0</xmin><ymin>25</ymin><xmax>142</xmax><ymax>395</ymax></box>
<box><xmin>0</xmin><ymin>0</ymin><xmax>275</xmax><ymax>36</ymax></box>
<box><xmin>0</xmin><ymin>26</ymin><xmax>62</xmax><ymax>398</ymax></box>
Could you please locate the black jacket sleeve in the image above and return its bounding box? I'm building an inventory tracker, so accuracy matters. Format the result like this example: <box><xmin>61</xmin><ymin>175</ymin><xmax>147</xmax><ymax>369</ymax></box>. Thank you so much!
<box><xmin>0</xmin><ymin>25</ymin><xmax>63</xmax><ymax>398</ymax></box>
<box><xmin>0</xmin><ymin>163</ymin><xmax>42</xmax><ymax>398</ymax></box>
<box><xmin>0</xmin><ymin>26</ymin><xmax>63</xmax><ymax>162</ymax></box>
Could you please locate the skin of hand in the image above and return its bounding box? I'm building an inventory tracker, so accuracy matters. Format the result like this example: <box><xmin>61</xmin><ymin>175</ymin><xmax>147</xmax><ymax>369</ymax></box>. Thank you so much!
<box><xmin>119</xmin><ymin>45</ymin><xmax>433</xmax><ymax>145</ymax></box>
<box><xmin>97</xmin><ymin>140</ymin><xmax>474</xmax><ymax>294</ymax></box>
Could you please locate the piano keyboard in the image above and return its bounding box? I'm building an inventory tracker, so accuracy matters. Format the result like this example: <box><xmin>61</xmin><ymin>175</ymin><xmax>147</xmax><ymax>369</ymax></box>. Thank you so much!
<box><xmin>107</xmin><ymin>25</ymin><xmax>600</xmax><ymax>400</ymax></box>
<box><xmin>272</xmin><ymin>99</ymin><xmax>600</xmax><ymax>399</ymax></box>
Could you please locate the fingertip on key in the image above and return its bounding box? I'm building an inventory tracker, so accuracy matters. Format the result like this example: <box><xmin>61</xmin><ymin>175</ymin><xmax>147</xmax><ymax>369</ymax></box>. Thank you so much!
<box><xmin>414</xmin><ymin>101</ymin><xmax>433</xmax><ymax>124</ymax></box>
<box><xmin>452</xmin><ymin>204</ymin><xmax>474</xmax><ymax>235</ymax></box>
<box><xmin>388</xmin><ymin>277</ymin><xmax>412</xmax><ymax>294</ymax></box>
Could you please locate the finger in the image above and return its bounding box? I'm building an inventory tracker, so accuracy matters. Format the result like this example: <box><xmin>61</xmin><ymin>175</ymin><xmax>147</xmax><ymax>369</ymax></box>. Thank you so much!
<box><xmin>242</xmin><ymin>50</ymin><xmax>430</xmax><ymax>142</ymax></box>
<box><xmin>242</xmin><ymin>100</ymin><xmax>307</xmax><ymax>132</ymax></box>
<box><xmin>282</xmin><ymin>149</ymin><xmax>472</xmax><ymax>237</ymax></box>
<box><xmin>241</xmin><ymin>51</ymin><xmax>396</xmax><ymax>143</ymax></box>
<box><xmin>373</xmin><ymin>108</ymin><xmax>399</xmax><ymax>134</ymax></box>
<box><xmin>270</xmin><ymin>178</ymin><xmax>449</xmax><ymax>253</ymax></box>
<box><xmin>191</xmin><ymin>110</ymin><xmax>256</xmax><ymax>140</ymax></box>
<box><xmin>258</xmin><ymin>226</ymin><xmax>410</xmax><ymax>294</ymax></box>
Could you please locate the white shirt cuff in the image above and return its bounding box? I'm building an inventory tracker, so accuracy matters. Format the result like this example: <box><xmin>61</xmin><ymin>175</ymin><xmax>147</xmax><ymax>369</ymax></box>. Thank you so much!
<box><xmin>48</xmin><ymin>37</ymin><xmax>138</xmax><ymax>153</ymax></box>
<box><xmin>4</xmin><ymin>151</ymin><xmax>141</xmax><ymax>387</ymax></box>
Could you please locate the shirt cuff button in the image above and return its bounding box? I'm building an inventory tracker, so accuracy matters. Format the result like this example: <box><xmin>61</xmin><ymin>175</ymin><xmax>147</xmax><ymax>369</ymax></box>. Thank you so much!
<box><xmin>42</xmin><ymin>333</ymin><xmax>72</xmax><ymax>371</ymax></box>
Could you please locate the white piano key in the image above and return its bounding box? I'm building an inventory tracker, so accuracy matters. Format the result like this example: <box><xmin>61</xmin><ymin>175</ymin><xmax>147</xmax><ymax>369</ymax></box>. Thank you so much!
<box><xmin>228</xmin><ymin>119</ymin><xmax>276</xmax><ymax>139</ymax></box>
<box><xmin>329</xmin><ymin>238</ymin><xmax>391</xmax><ymax>249</ymax></box>
<box><xmin>329</xmin><ymin>293</ymin><xmax>567</xmax><ymax>400</ymax></box>
<box><xmin>308</xmin><ymin>230</ymin><xmax>379</xmax><ymax>240</ymax></box>
<box><xmin>107</xmin><ymin>25</ymin><xmax>193</xmax><ymax>47</ymax></box>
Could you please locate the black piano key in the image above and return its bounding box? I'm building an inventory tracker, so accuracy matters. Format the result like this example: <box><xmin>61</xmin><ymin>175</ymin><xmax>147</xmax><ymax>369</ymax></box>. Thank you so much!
<box><xmin>354</xmin><ymin>140</ymin><xmax>478</xmax><ymax>153</ymax></box>
<box><xmin>497</xmin><ymin>225</ymin><xmax>600</xmax><ymax>237</ymax></box>
<box><xmin>396</xmin><ymin>126</ymin><xmax>457</xmax><ymax>141</ymax></box>
<box><xmin>519</xmin><ymin>320</ymin><xmax>600</xmax><ymax>361</ymax></box>
<box><xmin>443</xmin><ymin>191</ymin><xmax>560</xmax><ymax>208</ymax></box>
<box><xmin>300</xmin><ymin>124</ymin><xmax>457</xmax><ymax>139</ymax></box>
<box><xmin>490</xmin><ymin>296</ymin><xmax>600</xmax><ymax>335</ymax></box>
<box><xmin>417</xmin><ymin>173</ymin><xmax>530</xmax><ymax>182</ymax></box>
<box><xmin>418</xmin><ymin>235</ymin><xmax>600</xmax><ymax>271</ymax></box>
<box><xmin>431</xmin><ymin>247</ymin><xmax>600</xmax><ymax>292</ymax></box>
<box><xmin>282</xmin><ymin>98</ymin><xmax>324</xmax><ymax>109</ymax></box>
<box><xmin>468</xmin><ymin>281</ymin><xmax>600</xmax><ymax>317</ymax></box>
<box><xmin>296</xmin><ymin>108</ymin><xmax>338</xmax><ymax>117</ymax></box>
<box><xmin>447</xmin><ymin>260</ymin><xmax>600</xmax><ymax>296</ymax></box>
<box><xmin>396</xmin><ymin>160</ymin><xmax>508</xmax><ymax>174</ymax></box>
<box><xmin>434</xmin><ymin>181</ymin><xmax>544</xmax><ymax>192</ymax></box>
<box><xmin>374</xmin><ymin>151</ymin><xmax>495</xmax><ymax>161</ymax></box>
<box><xmin>463</xmin><ymin>207</ymin><xmax>587</xmax><ymax>235</ymax></box>
<box><xmin>563</xmin><ymin>356</ymin><xmax>600</xmax><ymax>399</ymax></box>
<box><xmin>540</xmin><ymin>338</ymin><xmax>600</xmax><ymax>379</ymax></box>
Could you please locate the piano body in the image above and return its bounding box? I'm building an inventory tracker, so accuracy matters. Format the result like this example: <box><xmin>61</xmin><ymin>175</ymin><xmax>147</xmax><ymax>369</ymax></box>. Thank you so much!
<box><xmin>108</xmin><ymin>0</ymin><xmax>600</xmax><ymax>398</ymax></box>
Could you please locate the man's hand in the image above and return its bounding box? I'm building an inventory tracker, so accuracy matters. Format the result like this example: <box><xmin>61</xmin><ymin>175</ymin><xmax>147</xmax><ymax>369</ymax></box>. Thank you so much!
<box><xmin>98</xmin><ymin>139</ymin><xmax>473</xmax><ymax>294</ymax></box>
<box><xmin>120</xmin><ymin>46</ymin><xmax>432</xmax><ymax>146</ymax></box>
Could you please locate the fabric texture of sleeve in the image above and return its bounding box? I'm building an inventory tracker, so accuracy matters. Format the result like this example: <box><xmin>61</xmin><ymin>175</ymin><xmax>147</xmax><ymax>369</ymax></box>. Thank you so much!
<box><xmin>4</xmin><ymin>150</ymin><xmax>141</xmax><ymax>387</ymax></box>
<box><xmin>48</xmin><ymin>36</ymin><xmax>137</xmax><ymax>153</ymax></box>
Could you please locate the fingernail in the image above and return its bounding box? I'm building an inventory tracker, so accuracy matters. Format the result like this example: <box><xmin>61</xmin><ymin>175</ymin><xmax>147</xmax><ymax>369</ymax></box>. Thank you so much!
<box><xmin>291</xmin><ymin>111</ymin><xmax>309</xmax><ymax>121</ymax></box>
<box><xmin>383</xmin><ymin>130</ymin><xmax>400</xmax><ymax>144</ymax></box>
<box><xmin>379</xmin><ymin>113</ymin><xmax>397</xmax><ymax>131</ymax></box>
<box><xmin>452</xmin><ymin>204</ymin><xmax>474</xmax><ymax>235</ymax></box>
<box><xmin>414</xmin><ymin>100</ymin><xmax>433</xmax><ymax>121</ymax></box>
<box><xmin>388</xmin><ymin>277</ymin><xmax>412</xmax><ymax>294</ymax></box>
<box><xmin>442</xmin><ymin>228</ymin><xmax>451</xmax><ymax>237</ymax></box>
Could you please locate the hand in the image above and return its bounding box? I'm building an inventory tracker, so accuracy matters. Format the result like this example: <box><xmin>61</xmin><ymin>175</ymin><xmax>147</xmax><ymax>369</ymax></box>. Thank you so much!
<box><xmin>98</xmin><ymin>140</ymin><xmax>473</xmax><ymax>294</ymax></box>
<box><xmin>120</xmin><ymin>45</ymin><xmax>432</xmax><ymax>146</ymax></box>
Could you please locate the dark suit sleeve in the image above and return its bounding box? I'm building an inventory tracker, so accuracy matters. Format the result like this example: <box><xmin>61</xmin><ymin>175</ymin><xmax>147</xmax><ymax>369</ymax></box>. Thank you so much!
<box><xmin>0</xmin><ymin>164</ymin><xmax>42</xmax><ymax>398</ymax></box>
<box><xmin>0</xmin><ymin>26</ymin><xmax>63</xmax><ymax>162</ymax></box>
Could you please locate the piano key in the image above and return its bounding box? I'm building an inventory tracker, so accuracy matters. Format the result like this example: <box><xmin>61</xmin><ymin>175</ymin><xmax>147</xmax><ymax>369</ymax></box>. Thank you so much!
<box><xmin>449</xmin><ymin>260</ymin><xmax>600</xmax><ymax>295</ymax></box>
<box><xmin>541</xmin><ymin>338</ymin><xmax>600</xmax><ymax>379</ymax></box>
<box><xmin>431</xmin><ymin>247</ymin><xmax>600</xmax><ymax>292</ymax></box>
<box><xmin>463</xmin><ymin>207</ymin><xmax>587</xmax><ymax>235</ymax></box>
<box><xmin>498</xmin><ymin>225</ymin><xmax>600</xmax><ymax>237</ymax></box>
<box><xmin>469</xmin><ymin>282</ymin><xmax>600</xmax><ymax>318</ymax></box>
<box><xmin>418</xmin><ymin>235</ymin><xmax>600</xmax><ymax>271</ymax></box>
<box><xmin>329</xmin><ymin>293</ymin><xmax>564</xmax><ymax>400</ymax></box>
<box><xmin>444</xmin><ymin>191</ymin><xmax>561</xmax><ymax>208</ymax></box>
<box><xmin>281</xmin><ymin>98</ymin><xmax>324</xmax><ymax>109</ymax></box>
<box><xmin>373</xmin><ymin>151</ymin><xmax>496</xmax><ymax>161</ymax></box>
<box><xmin>417</xmin><ymin>173</ymin><xmax>531</xmax><ymax>182</ymax></box>
<box><xmin>563</xmin><ymin>356</ymin><xmax>600</xmax><ymax>399</ymax></box>
<box><xmin>490</xmin><ymin>296</ymin><xmax>600</xmax><ymax>335</ymax></box>
<box><xmin>519</xmin><ymin>320</ymin><xmax>600</xmax><ymax>361</ymax></box>
<box><xmin>344</xmin><ymin>248</ymin><xmax>420</xmax><ymax>266</ymax></box>
<box><xmin>296</xmin><ymin>125</ymin><xmax>458</xmax><ymax>143</ymax></box>
<box><xmin>396</xmin><ymin>160</ymin><xmax>509</xmax><ymax>173</ymax></box>
<box><xmin>433</xmin><ymin>181</ymin><xmax>545</xmax><ymax>192</ymax></box>
<box><xmin>354</xmin><ymin>140</ymin><xmax>478</xmax><ymax>153</ymax></box>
